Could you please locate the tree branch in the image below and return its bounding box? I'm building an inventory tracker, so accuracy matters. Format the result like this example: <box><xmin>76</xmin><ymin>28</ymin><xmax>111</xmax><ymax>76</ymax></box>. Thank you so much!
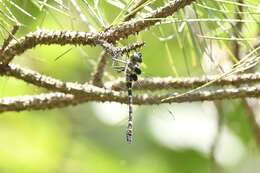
<box><xmin>91</xmin><ymin>51</ymin><xmax>109</xmax><ymax>87</ymax></box>
<box><xmin>2</xmin><ymin>86</ymin><xmax>260</xmax><ymax>113</ymax></box>
<box><xmin>2</xmin><ymin>62</ymin><xmax>260</xmax><ymax>98</ymax></box>
<box><xmin>1</xmin><ymin>0</ymin><xmax>195</xmax><ymax>65</ymax></box>
<box><xmin>106</xmin><ymin>72</ymin><xmax>260</xmax><ymax>91</ymax></box>
<box><xmin>0</xmin><ymin>63</ymin><xmax>119</xmax><ymax>96</ymax></box>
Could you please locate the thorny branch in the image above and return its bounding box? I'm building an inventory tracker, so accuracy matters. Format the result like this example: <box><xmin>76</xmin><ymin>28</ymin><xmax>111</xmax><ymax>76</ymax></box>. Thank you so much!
<box><xmin>2</xmin><ymin>85</ymin><xmax>260</xmax><ymax>113</ymax></box>
<box><xmin>2</xmin><ymin>63</ymin><xmax>260</xmax><ymax>97</ymax></box>
<box><xmin>0</xmin><ymin>0</ymin><xmax>195</xmax><ymax>65</ymax></box>
<box><xmin>0</xmin><ymin>0</ymin><xmax>260</xmax><ymax>113</ymax></box>
<box><xmin>91</xmin><ymin>51</ymin><xmax>109</xmax><ymax>87</ymax></box>
<box><xmin>107</xmin><ymin>72</ymin><xmax>260</xmax><ymax>91</ymax></box>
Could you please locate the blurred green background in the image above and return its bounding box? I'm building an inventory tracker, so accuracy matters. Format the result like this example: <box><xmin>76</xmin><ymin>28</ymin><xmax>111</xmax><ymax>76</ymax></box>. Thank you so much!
<box><xmin>0</xmin><ymin>0</ymin><xmax>260</xmax><ymax>173</ymax></box>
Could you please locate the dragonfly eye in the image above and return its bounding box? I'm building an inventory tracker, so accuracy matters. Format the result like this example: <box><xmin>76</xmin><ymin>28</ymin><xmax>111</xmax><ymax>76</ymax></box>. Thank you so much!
<box><xmin>131</xmin><ymin>52</ymin><xmax>142</xmax><ymax>63</ymax></box>
<box><xmin>130</xmin><ymin>74</ymin><xmax>138</xmax><ymax>81</ymax></box>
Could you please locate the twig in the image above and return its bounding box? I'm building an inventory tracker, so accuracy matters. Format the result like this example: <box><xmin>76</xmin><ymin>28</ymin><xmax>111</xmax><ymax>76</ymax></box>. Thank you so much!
<box><xmin>3</xmin><ymin>86</ymin><xmax>260</xmax><ymax>112</ymax></box>
<box><xmin>0</xmin><ymin>63</ymin><xmax>118</xmax><ymax>96</ymax></box>
<box><xmin>2</xmin><ymin>0</ymin><xmax>195</xmax><ymax>65</ymax></box>
<box><xmin>91</xmin><ymin>51</ymin><xmax>109</xmax><ymax>87</ymax></box>
<box><xmin>0</xmin><ymin>93</ymin><xmax>75</xmax><ymax>113</ymax></box>
<box><xmin>103</xmin><ymin>0</ymin><xmax>195</xmax><ymax>42</ymax></box>
<box><xmin>106</xmin><ymin>72</ymin><xmax>260</xmax><ymax>91</ymax></box>
<box><xmin>3</xmin><ymin>63</ymin><xmax>260</xmax><ymax>97</ymax></box>
<box><xmin>3</xmin><ymin>63</ymin><xmax>260</xmax><ymax>98</ymax></box>
<box><xmin>2</xmin><ymin>30</ymin><xmax>100</xmax><ymax>65</ymax></box>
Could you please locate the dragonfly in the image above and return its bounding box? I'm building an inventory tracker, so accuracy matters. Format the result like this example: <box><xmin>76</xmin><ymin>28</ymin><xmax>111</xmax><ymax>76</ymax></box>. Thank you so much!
<box><xmin>112</xmin><ymin>52</ymin><xmax>142</xmax><ymax>144</ymax></box>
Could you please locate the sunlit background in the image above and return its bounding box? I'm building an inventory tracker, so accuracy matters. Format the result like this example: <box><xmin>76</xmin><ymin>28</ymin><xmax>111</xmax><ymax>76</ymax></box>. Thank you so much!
<box><xmin>0</xmin><ymin>0</ymin><xmax>260</xmax><ymax>173</ymax></box>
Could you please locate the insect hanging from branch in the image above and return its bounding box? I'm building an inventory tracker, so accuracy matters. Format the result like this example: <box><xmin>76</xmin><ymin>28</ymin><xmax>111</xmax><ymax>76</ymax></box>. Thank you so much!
<box><xmin>112</xmin><ymin>52</ymin><xmax>143</xmax><ymax>144</ymax></box>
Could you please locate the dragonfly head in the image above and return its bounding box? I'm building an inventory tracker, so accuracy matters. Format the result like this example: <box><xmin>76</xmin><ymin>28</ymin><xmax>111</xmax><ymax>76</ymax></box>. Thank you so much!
<box><xmin>130</xmin><ymin>52</ymin><xmax>142</xmax><ymax>63</ymax></box>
